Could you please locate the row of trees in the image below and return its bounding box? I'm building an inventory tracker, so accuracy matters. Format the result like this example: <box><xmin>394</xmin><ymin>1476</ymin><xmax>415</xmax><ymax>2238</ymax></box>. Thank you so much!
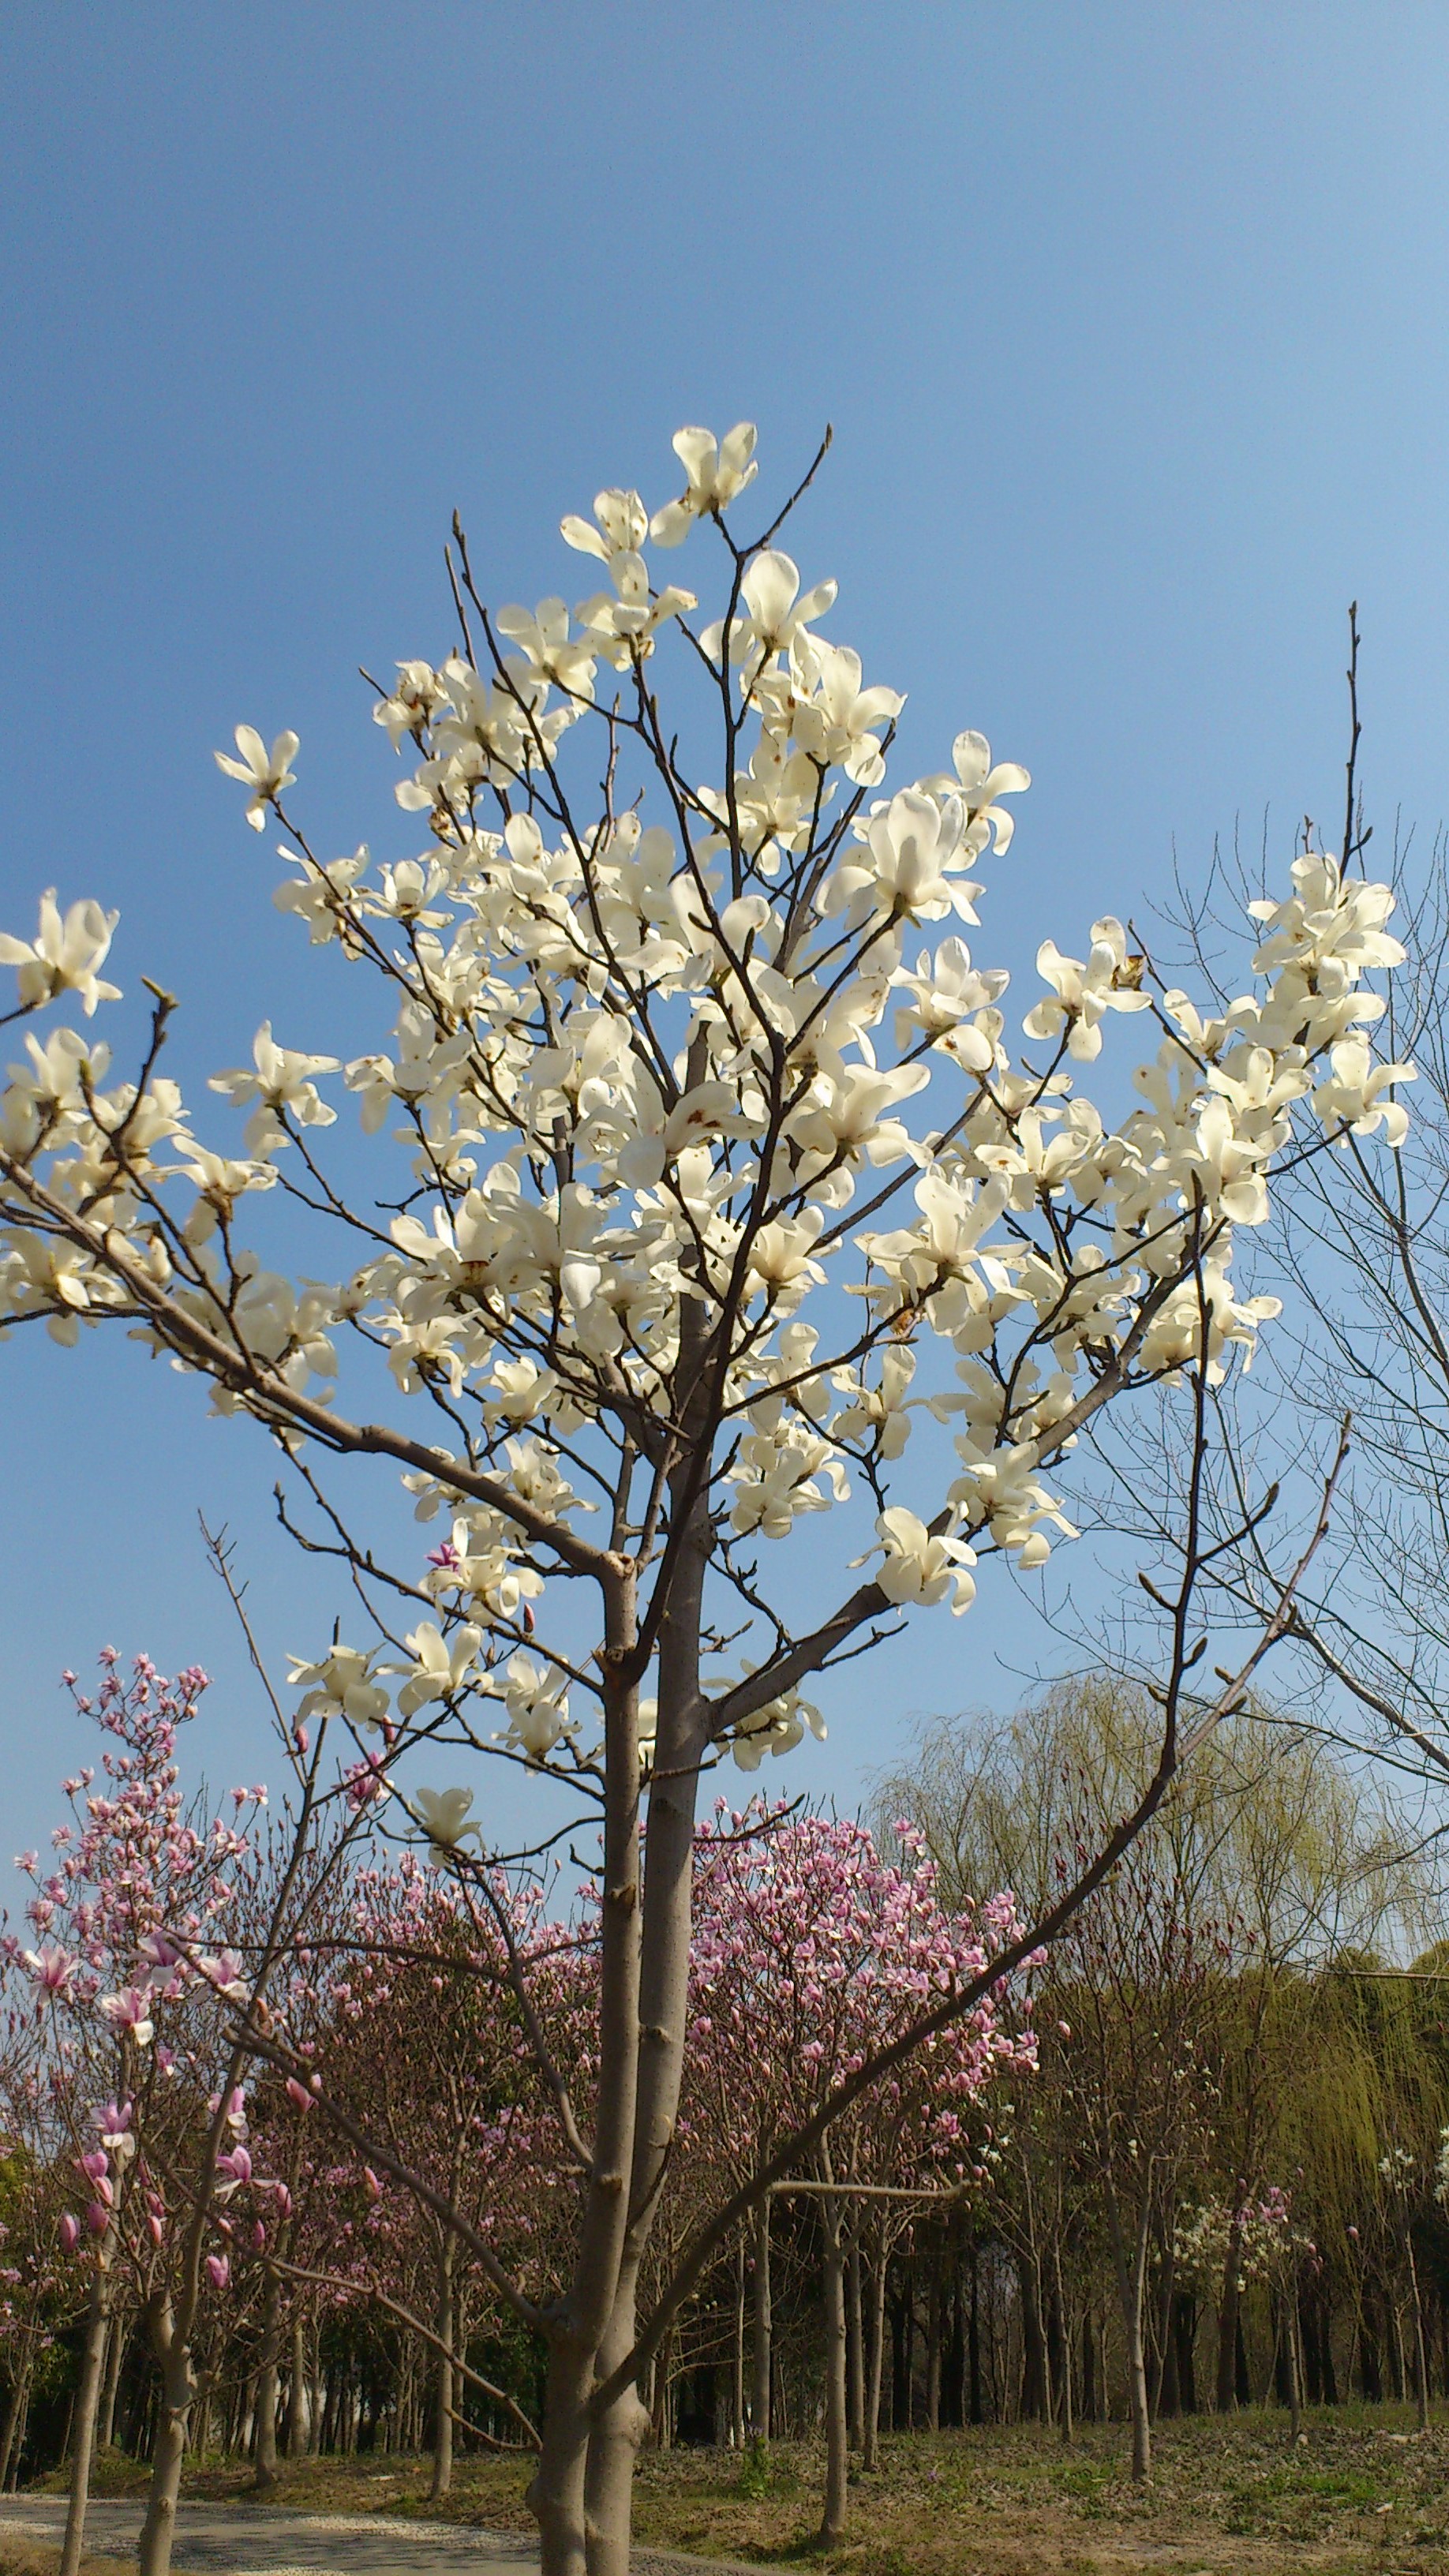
<box><xmin>0</xmin><ymin>1649</ymin><xmax>1035</xmax><ymax>2563</ymax></box>
<box><xmin>6</xmin><ymin>1659</ymin><xmax>1449</xmax><ymax>2554</ymax></box>
<box><xmin>877</xmin><ymin>1679</ymin><xmax>1449</xmax><ymax>2476</ymax></box>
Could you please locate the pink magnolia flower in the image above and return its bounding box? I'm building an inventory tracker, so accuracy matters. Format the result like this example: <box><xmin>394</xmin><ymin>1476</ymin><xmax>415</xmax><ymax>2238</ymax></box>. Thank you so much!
<box><xmin>92</xmin><ymin>2099</ymin><xmax>134</xmax><ymax>2155</ymax></box>
<box><xmin>58</xmin><ymin>2213</ymin><xmax>79</xmax><ymax>2252</ymax></box>
<box><xmin>98</xmin><ymin>1986</ymin><xmax>154</xmax><ymax>2046</ymax></box>
<box><xmin>215</xmin><ymin>2145</ymin><xmax>253</xmax><ymax>2196</ymax></box>
<box><xmin>85</xmin><ymin>2203</ymin><xmax>110</xmax><ymax>2236</ymax></box>
<box><xmin>21</xmin><ymin>1943</ymin><xmax>74</xmax><ymax>1995</ymax></box>
<box><xmin>204</xmin><ymin>2252</ymin><xmax>230</xmax><ymax>2290</ymax></box>
<box><xmin>198</xmin><ymin>1949</ymin><xmax>249</xmax><ymax>2003</ymax></box>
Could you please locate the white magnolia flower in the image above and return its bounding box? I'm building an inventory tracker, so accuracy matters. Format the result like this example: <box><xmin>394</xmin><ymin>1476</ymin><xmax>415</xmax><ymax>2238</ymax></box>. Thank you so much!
<box><xmin>650</xmin><ymin>422</ymin><xmax>758</xmax><ymax>545</ymax></box>
<box><xmin>702</xmin><ymin>550</ymin><xmax>837</xmax><ymax>672</ymax></box>
<box><xmin>372</xmin><ymin>661</ymin><xmax>449</xmax><ymax>749</ymax></box>
<box><xmin>829</xmin><ymin>790</ymin><xmax>977</xmax><ymax>929</ymax></box>
<box><xmin>854</xmin><ymin>1505</ymin><xmax>977</xmax><ymax>1612</ymax></box>
<box><xmin>560</xmin><ymin>486</ymin><xmax>650</xmax><ymax>560</ymax></box>
<box><xmin>209</xmin><ymin>1024</ymin><xmax>340</xmax><ymax>1155</ymax></box>
<box><xmin>942</xmin><ymin>732</ymin><xmax>1031</xmax><ymax>856</ymax></box>
<box><xmin>500</xmin><ymin>1653</ymin><xmax>572</xmax><ymax>1759</ymax></box>
<box><xmin>949</xmin><ymin>1442</ymin><xmax>1077</xmax><ymax>1567</ymax></box>
<box><xmin>1024</xmin><ymin>917</ymin><xmax>1151</xmax><ymax>1061</ymax></box>
<box><xmin>0</xmin><ymin>892</ymin><xmax>122</xmax><ymax>1017</ymax></box>
<box><xmin>791</xmin><ymin>639</ymin><xmax>904</xmax><ymax>785</ymax></box>
<box><xmin>395</xmin><ymin>1620</ymin><xmax>482</xmax><ymax>1717</ymax></box>
<box><xmin>495</xmin><ymin>598</ymin><xmax>600</xmax><ymax>702</ymax></box>
<box><xmin>1312</xmin><ymin>1034</ymin><xmax>1414</xmax><ymax>1148</ymax></box>
<box><xmin>214</xmin><ymin>725</ymin><xmax>299</xmax><ymax>829</ymax></box>
<box><xmin>410</xmin><ymin>1785</ymin><xmax>481</xmax><ymax>1865</ymax></box>
<box><xmin>273</xmin><ymin>846</ymin><xmax>370</xmax><ymax>949</ymax></box>
<box><xmin>286</xmin><ymin>1644</ymin><xmax>391</xmax><ymax>1732</ymax></box>
<box><xmin>729</xmin><ymin>1679</ymin><xmax>826</xmax><ymax>1770</ymax></box>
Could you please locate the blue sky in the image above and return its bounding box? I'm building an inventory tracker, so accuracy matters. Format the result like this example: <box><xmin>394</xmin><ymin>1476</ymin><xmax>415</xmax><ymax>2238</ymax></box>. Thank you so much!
<box><xmin>2</xmin><ymin>3</ymin><xmax>1447</xmax><ymax>1859</ymax></box>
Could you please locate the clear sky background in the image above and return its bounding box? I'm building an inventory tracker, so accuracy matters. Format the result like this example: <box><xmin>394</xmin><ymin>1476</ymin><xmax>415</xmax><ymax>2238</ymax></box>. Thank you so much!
<box><xmin>2</xmin><ymin>3</ymin><xmax>1447</xmax><ymax>1859</ymax></box>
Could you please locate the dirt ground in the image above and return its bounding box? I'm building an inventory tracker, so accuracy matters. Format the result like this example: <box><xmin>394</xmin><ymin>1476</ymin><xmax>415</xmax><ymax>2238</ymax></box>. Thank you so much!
<box><xmin>25</xmin><ymin>2405</ymin><xmax>1449</xmax><ymax>2574</ymax></box>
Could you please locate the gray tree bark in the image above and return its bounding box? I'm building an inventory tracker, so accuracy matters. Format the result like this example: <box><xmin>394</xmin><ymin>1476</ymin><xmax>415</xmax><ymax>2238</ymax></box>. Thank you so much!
<box><xmin>136</xmin><ymin>2301</ymin><xmax>195</xmax><ymax>2576</ymax></box>
<box><xmin>818</xmin><ymin>2187</ymin><xmax>849</xmax><ymax>2544</ymax></box>
<box><xmin>431</xmin><ymin>2229</ymin><xmax>457</xmax><ymax>2500</ymax></box>
<box><xmin>59</xmin><ymin>2252</ymin><xmax>111</xmax><ymax>2576</ymax></box>
<box><xmin>751</xmin><ymin>2196</ymin><xmax>772</xmax><ymax>2444</ymax></box>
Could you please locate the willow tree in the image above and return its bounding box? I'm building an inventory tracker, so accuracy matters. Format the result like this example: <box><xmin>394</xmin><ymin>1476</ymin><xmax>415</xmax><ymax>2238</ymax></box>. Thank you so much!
<box><xmin>0</xmin><ymin>420</ymin><xmax>1406</xmax><ymax>2570</ymax></box>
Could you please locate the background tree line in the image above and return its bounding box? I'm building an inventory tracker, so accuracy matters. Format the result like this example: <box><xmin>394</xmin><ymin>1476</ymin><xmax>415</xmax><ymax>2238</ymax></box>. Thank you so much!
<box><xmin>5</xmin><ymin>1668</ymin><xmax>1448</xmax><ymax>2519</ymax></box>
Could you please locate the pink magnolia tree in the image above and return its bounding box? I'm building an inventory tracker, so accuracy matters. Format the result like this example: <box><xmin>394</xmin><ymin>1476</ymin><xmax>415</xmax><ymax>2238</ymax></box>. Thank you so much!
<box><xmin>685</xmin><ymin>1807</ymin><xmax>1035</xmax><ymax>2534</ymax></box>
<box><xmin>0</xmin><ymin>2023</ymin><xmax>79</xmax><ymax>2492</ymax></box>
<box><xmin>0</xmin><ymin>1649</ymin><xmax>380</xmax><ymax>2576</ymax></box>
<box><xmin>307</xmin><ymin>1858</ymin><xmax>560</xmax><ymax>2491</ymax></box>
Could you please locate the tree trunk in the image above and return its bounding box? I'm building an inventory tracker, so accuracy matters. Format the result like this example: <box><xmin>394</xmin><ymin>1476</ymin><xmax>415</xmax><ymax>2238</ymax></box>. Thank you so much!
<box><xmin>1054</xmin><ymin>2235</ymin><xmax>1073</xmax><ymax>2443</ymax></box>
<box><xmin>968</xmin><ymin>2248</ymin><xmax>983</xmax><ymax>2426</ymax></box>
<box><xmin>863</xmin><ymin>2235</ymin><xmax>888</xmax><ymax>2472</ymax></box>
<box><xmin>286</xmin><ymin>2317</ymin><xmax>310</xmax><ymax>2458</ymax></box>
<box><xmin>924</xmin><ymin>2243</ymin><xmax>942</xmax><ymax>2434</ymax></box>
<box><xmin>582</xmin><ymin>2291</ymin><xmax>650</xmax><ymax>2576</ymax></box>
<box><xmin>732</xmin><ymin>2231</ymin><xmax>747</xmax><ymax>2448</ymax></box>
<box><xmin>253</xmin><ymin>2265</ymin><xmax>283</xmax><ymax>2493</ymax></box>
<box><xmin>1019</xmin><ymin>2256</ymin><xmax>1050</xmax><ymax>2422</ymax></box>
<box><xmin>1406</xmin><ymin>2233</ymin><xmax>1431</xmax><ymax>2432</ymax></box>
<box><xmin>572</xmin><ymin>1547</ymin><xmax>694</xmax><ymax>2576</ymax></box>
<box><xmin>136</xmin><ymin>2318</ymin><xmax>194</xmax><ymax>2576</ymax></box>
<box><xmin>751</xmin><ymin>2196</ymin><xmax>772</xmax><ymax>2443</ymax></box>
<box><xmin>818</xmin><ymin>2192</ymin><xmax>849</xmax><ymax>2544</ymax></box>
<box><xmin>1148</xmin><ymin>2234</ymin><xmax>1175</xmax><ymax>2423</ymax></box>
<box><xmin>98</xmin><ymin>2308</ymin><xmax>125</xmax><ymax>2453</ymax></box>
<box><xmin>6</xmin><ymin>2382</ymin><xmax>30</xmax><ymax>2489</ymax></box>
<box><xmin>1106</xmin><ymin>2188</ymin><xmax>1152</xmax><ymax>2484</ymax></box>
<box><xmin>0</xmin><ymin>2331</ymin><xmax>34</xmax><ymax>2492</ymax></box>
<box><xmin>306</xmin><ymin>2323</ymin><xmax>322</xmax><ymax>2454</ymax></box>
<box><xmin>531</xmin><ymin>2342</ymin><xmax>595</xmax><ymax>2576</ymax></box>
<box><xmin>847</xmin><ymin>2238</ymin><xmax>865</xmax><ymax>2450</ymax></box>
<box><xmin>59</xmin><ymin>2254</ymin><xmax>112</xmax><ymax>2576</ymax></box>
<box><xmin>1286</xmin><ymin>2281</ymin><xmax>1303</xmax><ymax>2440</ymax></box>
<box><xmin>1215</xmin><ymin>2215</ymin><xmax>1245</xmax><ymax>2413</ymax></box>
<box><xmin>431</xmin><ymin>2229</ymin><xmax>456</xmax><ymax>2501</ymax></box>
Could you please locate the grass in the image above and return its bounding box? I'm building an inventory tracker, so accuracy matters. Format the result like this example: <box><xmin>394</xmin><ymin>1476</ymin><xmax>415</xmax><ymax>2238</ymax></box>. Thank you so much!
<box><xmin>17</xmin><ymin>2406</ymin><xmax>1449</xmax><ymax>2572</ymax></box>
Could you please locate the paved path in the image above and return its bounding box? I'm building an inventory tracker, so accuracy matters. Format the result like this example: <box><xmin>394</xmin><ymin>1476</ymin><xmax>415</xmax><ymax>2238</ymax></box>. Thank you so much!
<box><xmin>0</xmin><ymin>2496</ymin><xmax>537</xmax><ymax>2573</ymax></box>
<box><xmin>0</xmin><ymin>2496</ymin><xmax>771</xmax><ymax>2576</ymax></box>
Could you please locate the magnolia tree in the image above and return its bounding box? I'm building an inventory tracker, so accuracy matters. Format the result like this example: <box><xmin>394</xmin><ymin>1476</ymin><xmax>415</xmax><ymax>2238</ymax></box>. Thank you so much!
<box><xmin>1</xmin><ymin>1655</ymin><xmax>274</xmax><ymax>2574</ymax></box>
<box><xmin>1</xmin><ymin>1648</ymin><xmax>371</xmax><ymax>2576</ymax></box>
<box><xmin>685</xmin><ymin>1807</ymin><xmax>1034</xmax><ymax>2533</ymax></box>
<box><xmin>305</xmin><ymin>1859</ymin><xmax>558</xmax><ymax>2494</ymax></box>
<box><xmin>0</xmin><ymin>418</ymin><xmax>1409</xmax><ymax>2570</ymax></box>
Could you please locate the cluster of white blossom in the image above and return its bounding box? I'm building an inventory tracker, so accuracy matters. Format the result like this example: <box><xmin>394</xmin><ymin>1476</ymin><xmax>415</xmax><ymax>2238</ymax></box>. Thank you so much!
<box><xmin>0</xmin><ymin>421</ymin><xmax>1413</xmax><ymax>1783</ymax></box>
